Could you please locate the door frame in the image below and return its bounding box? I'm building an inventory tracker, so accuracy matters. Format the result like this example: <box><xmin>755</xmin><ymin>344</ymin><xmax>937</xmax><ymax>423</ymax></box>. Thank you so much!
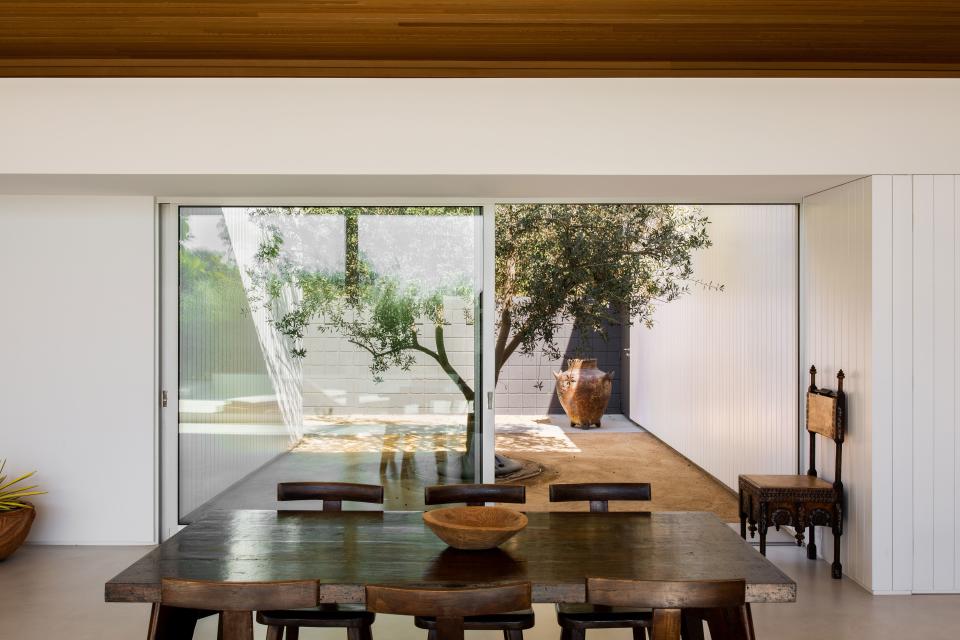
<box><xmin>158</xmin><ymin>198</ymin><xmax>496</xmax><ymax>539</ymax></box>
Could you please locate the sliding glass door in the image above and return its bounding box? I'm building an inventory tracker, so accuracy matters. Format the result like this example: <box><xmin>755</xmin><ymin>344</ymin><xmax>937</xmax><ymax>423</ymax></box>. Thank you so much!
<box><xmin>161</xmin><ymin>204</ymin><xmax>490</xmax><ymax>534</ymax></box>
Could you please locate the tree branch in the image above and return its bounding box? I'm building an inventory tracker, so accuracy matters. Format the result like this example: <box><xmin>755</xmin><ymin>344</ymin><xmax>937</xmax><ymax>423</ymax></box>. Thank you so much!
<box><xmin>494</xmin><ymin>300</ymin><xmax>512</xmax><ymax>383</ymax></box>
<box><xmin>430</xmin><ymin>324</ymin><xmax>474</xmax><ymax>402</ymax></box>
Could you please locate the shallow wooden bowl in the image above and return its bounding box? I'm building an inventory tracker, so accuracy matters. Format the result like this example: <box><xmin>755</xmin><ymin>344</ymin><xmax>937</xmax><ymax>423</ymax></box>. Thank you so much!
<box><xmin>423</xmin><ymin>506</ymin><xmax>528</xmax><ymax>550</ymax></box>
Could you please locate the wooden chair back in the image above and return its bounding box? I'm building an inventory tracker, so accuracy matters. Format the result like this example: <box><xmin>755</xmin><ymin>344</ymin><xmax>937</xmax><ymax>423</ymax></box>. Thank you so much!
<box><xmin>805</xmin><ymin>366</ymin><xmax>846</xmax><ymax>489</ymax></box>
<box><xmin>548</xmin><ymin>482</ymin><xmax>652</xmax><ymax>512</ymax></box>
<box><xmin>160</xmin><ymin>578</ymin><xmax>318</xmax><ymax>640</ymax></box>
<box><xmin>276</xmin><ymin>482</ymin><xmax>384</xmax><ymax>511</ymax></box>
<box><xmin>425</xmin><ymin>483</ymin><xmax>526</xmax><ymax>506</ymax></box>
<box><xmin>366</xmin><ymin>582</ymin><xmax>531</xmax><ymax>640</ymax></box>
<box><xmin>586</xmin><ymin>578</ymin><xmax>747</xmax><ymax>640</ymax></box>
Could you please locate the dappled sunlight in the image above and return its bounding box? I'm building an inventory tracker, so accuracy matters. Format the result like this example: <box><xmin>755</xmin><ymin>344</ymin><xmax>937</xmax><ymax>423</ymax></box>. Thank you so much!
<box><xmin>293</xmin><ymin>414</ymin><xmax>580</xmax><ymax>454</ymax></box>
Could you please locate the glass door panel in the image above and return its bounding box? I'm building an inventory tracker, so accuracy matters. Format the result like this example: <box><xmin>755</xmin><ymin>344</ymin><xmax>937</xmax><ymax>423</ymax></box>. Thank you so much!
<box><xmin>174</xmin><ymin>206</ymin><xmax>482</xmax><ymax>523</ymax></box>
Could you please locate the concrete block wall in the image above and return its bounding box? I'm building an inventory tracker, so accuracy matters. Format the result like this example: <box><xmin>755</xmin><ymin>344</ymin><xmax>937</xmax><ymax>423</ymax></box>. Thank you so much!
<box><xmin>301</xmin><ymin>297</ymin><xmax>623</xmax><ymax>416</ymax></box>
<box><xmin>301</xmin><ymin>297</ymin><xmax>477</xmax><ymax>415</ymax></box>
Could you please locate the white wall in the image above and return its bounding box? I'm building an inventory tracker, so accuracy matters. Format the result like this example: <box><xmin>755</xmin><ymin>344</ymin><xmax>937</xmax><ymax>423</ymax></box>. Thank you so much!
<box><xmin>0</xmin><ymin>196</ymin><xmax>156</xmax><ymax>544</ymax></box>
<box><xmin>629</xmin><ymin>205</ymin><xmax>799</xmax><ymax>490</ymax></box>
<box><xmin>872</xmin><ymin>174</ymin><xmax>960</xmax><ymax>594</ymax></box>
<box><xmin>0</xmin><ymin>79</ymin><xmax>958</xmax><ymax>175</ymax></box>
<box><xmin>800</xmin><ymin>178</ymin><xmax>874</xmax><ymax>589</ymax></box>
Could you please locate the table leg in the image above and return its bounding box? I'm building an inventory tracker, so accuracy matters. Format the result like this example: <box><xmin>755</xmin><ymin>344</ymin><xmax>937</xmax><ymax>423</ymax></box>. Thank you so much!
<box><xmin>219</xmin><ymin>611</ymin><xmax>254</xmax><ymax>640</ymax></box>
<box><xmin>680</xmin><ymin>610</ymin><xmax>705</xmax><ymax>640</ymax></box>
<box><xmin>701</xmin><ymin>605</ymin><xmax>753</xmax><ymax>640</ymax></box>
<box><xmin>147</xmin><ymin>603</ymin><xmax>217</xmax><ymax>640</ymax></box>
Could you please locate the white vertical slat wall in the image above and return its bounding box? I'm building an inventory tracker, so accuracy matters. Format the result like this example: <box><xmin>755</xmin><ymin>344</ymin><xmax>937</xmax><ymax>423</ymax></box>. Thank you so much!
<box><xmin>889</xmin><ymin>174</ymin><xmax>915</xmax><ymax>593</ymax></box>
<box><xmin>872</xmin><ymin>174</ymin><xmax>960</xmax><ymax>594</ymax></box>
<box><xmin>801</xmin><ymin>178</ymin><xmax>874</xmax><ymax>589</ymax></box>
<box><xmin>629</xmin><ymin>205</ymin><xmax>798</xmax><ymax>491</ymax></box>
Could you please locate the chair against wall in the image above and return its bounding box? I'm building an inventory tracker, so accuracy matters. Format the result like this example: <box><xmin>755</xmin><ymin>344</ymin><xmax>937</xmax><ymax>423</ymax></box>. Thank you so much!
<box><xmin>418</xmin><ymin>484</ymin><xmax>533</xmax><ymax>640</ymax></box>
<box><xmin>548</xmin><ymin>483</ymin><xmax>653</xmax><ymax>639</ymax></box>
<box><xmin>738</xmin><ymin>366</ymin><xmax>845</xmax><ymax>579</ymax></box>
<box><xmin>366</xmin><ymin>582</ymin><xmax>533</xmax><ymax>640</ymax></box>
<box><xmin>256</xmin><ymin>482</ymin><xmax>384</xmax><ymax>639</ymax></box>
<box><xmin>585</xmin><ymin>578</ymin><xmax>752</xmax><ymax>640</ymax></box>
<box><xmin>157</xmin><ymin>578</ymin><xmax>318</xmax><ymax>640</ymax></box>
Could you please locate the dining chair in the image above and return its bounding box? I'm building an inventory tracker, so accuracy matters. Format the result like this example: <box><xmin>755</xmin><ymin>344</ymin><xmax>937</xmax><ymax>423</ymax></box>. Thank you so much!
<box><xmin>419</xmin><ymin>484</ymin><xmax>533</xmax><ymax>640</ymax></box>
<box><xmin>425</xmin><ymin>483</ymin><xmax>526</xmax><ymax>507</ymax></box>
<box><xmin>548</xmin><ymin>482</ymin><xmax>652</xmax><ymax>512</ymax></box>
<box><xmin>256</xmin><ymin>482</ymin><xmax>384</xmax><ymax>640</ymax></box>
<box><xmin>366</xmin><ymin>582</ymin><xmax>533</xmax><ymax>640</ymax></box>
<box><xmin>157</xmin><ymin>578</ymin><xmax>317</xmax><ymax>640</ymax></box>
<box><xmin>585</xmin><ymin>578</ymin><xmax>752</xmax><ymax>640</ymax></box>
<box><xmin>548</xmin><ymin>483</ymin><xmax>653</xmax><ymax>639</ymax></box>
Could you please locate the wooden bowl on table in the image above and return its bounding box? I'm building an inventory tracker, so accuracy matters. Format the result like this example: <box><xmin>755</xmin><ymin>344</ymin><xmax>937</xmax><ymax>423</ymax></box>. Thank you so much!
<box><xmin>423</xmin><ymin>506</ymin><xmax>528</xmax><ymax>550</ymax></box>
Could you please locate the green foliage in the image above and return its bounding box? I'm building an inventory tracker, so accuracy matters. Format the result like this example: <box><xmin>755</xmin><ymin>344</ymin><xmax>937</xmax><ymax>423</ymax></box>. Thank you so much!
<box><xmin>179</xmin><ymin>216</ymin><xmax>270</xmax><ymax>394</ymax></box>
<box><xmin>0</xmin><ymin>460</ymin><xmax>45</xmax><ymax>512</ymax></box>
<box><xmin>249</xmin><ymin>204</ymin><xmax>716</xmax><ymax>400</ymax></box>
<box><xmin>495</xmin><ymin>204</ymin><xmax>716</xmax><ymax>369</ymax></box>
<box><xmin>247</xmin><ymin>207</ymin><xmax>476</xmax><ymax>398</ymax></box>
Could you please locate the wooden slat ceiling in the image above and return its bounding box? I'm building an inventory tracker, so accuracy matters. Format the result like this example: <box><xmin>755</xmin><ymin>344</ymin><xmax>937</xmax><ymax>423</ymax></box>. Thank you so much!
<box><xmin>1</xmin><ymin>1</ymin><xmax>959</xmax><ymax>77</ymax></box>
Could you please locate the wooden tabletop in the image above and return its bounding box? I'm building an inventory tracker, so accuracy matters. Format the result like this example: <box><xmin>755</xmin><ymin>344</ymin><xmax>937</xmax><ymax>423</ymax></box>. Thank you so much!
<box><xmin>105</xmin><ymin>510</ymin><xmax>796</xmax><ymax>605</ymax></box>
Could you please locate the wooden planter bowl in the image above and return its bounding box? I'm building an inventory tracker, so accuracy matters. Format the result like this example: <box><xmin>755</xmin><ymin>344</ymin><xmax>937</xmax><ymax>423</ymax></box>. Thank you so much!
<box><xmin>423</xmin><ymin>506</ymin><xmax>528</xmax><ymax>550</ymax></box>
<box><xmin>0</xmin><ymin>503</ymin><xmax>36</xmax><ymax>561</ymax></box>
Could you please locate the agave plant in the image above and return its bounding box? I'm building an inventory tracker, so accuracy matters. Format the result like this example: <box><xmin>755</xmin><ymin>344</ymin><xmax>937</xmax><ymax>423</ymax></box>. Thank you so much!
<box><xmin>0</xmin><ymin>459</ymin><xmax>45</xmax><ymax>512</ymax></box>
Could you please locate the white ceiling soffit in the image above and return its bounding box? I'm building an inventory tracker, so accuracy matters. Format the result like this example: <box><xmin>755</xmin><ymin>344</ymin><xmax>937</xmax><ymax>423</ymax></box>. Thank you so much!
<box><xmin>0</xmin><ymin>174</ymin><xmax>861</xmax><ymax>203</ymax></box>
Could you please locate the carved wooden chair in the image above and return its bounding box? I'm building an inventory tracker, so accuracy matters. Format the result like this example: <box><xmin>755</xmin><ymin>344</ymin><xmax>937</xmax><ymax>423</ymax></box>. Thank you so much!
<box><xmin>548</xmin><ymin>483</ymin><xmax>653</xmax><ymax>639</ymax></box>
<box><xmin>366</xmin><ymin>582</ymin><xmax>533</xmax><ymax>640</ymax></box>
<box><xmin>419</xmin><ymin>484</ymin><xmax>533</xmax><ymax>640</ymax></box>
<box><xmin>157</xmin><ymin>578</ymin><xmax>318</xmax><ymax>640</ymax></box>
<box><xmin>256</xmin><ymin>482</ymin><xmax>384</xmax><ymax>639</ymax></box>
<box><xmin>738</xmin><ymin>366</ymin><xmax>845</xmax><ymax>579</ymax></box>
<box><xmin>585</xmin><ymin>578</ymin><xmax>752</xmax><ymax>640</ymax></box>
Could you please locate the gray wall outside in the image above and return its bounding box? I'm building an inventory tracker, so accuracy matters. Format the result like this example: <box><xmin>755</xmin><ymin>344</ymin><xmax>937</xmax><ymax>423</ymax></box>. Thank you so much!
<box><xmin>495</xmin><ymin>319</ymin><xmax>624</xmax><ymax>415</ymax></box>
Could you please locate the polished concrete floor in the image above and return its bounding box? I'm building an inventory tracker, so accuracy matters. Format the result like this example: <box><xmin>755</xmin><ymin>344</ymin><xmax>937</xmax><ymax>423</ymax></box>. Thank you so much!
<box><xmin>185</xmin><ymin>414</ymin><xmax>737</xmax><ymax>523</ymax></box>
<box><xmin>3</xmin><ymin>543</ymin><xmax>959</xmax><ymax>640</ymax></box>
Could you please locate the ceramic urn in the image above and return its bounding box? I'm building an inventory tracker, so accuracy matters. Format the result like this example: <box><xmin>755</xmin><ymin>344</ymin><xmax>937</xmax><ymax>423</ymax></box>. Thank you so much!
<box><xmin>553</xmin><ymin>358</ymin><xmax>614</xmax><ymax>429</ymax></box>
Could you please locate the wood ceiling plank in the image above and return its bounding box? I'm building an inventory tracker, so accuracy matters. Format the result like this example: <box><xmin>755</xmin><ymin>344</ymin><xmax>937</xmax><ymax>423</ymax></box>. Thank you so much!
<box><xmin>1</xmin><ymin>1</ymin><xmax>958</xmax><ymax>76</ymax></box>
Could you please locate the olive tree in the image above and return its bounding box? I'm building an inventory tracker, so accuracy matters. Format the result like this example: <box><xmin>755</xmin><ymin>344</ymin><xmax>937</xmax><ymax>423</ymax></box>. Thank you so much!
<box><xmin>249</xmin><ymin>204</ymin><xmax>714</xmax><ymax>476</ymax></box>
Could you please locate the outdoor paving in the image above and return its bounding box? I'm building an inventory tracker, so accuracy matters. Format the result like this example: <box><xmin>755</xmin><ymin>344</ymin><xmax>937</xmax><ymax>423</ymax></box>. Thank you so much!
<box><xmin>185</xmin><ymin>414</ymin><xmax>737</xmax><ymax>523</ymax></box>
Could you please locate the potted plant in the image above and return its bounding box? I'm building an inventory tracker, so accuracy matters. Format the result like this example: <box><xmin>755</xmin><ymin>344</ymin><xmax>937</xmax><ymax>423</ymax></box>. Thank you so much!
<box><xmin>0</xmin><ymin>459</ymin><xmax>44</xmax><ymax>561</ymax></box>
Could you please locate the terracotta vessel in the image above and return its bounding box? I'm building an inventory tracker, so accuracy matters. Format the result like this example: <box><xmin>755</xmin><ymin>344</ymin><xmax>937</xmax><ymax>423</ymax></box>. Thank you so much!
<box><xmin>423</xmin><ymin>506</ymin><xmax>528</xmax><ymax>550</ymax></box>
<box><xmin>553</xmin><ymin>358</ymin><xmax>614</xmax><ymax>429</ymax></box>
<box><xmin>0</xmin><ymin>503</ymin><xmax>35</xmax><ymax>561</ymax></box>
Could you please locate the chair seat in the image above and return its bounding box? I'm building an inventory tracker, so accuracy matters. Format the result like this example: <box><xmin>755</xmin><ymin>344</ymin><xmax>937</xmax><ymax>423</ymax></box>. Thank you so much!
<box><xmin>414</xmin><ymin>609</ymin><xmax>535</xmax><ymax>631</ymax></box>
<box><xmin>739</xmin><ymin>474</ymin><xmax>835</xmax><ymax>494</ymax></box>
<box><xmin>257</xmin><ymin>605</ymin><xmax>375</xmax><ymax>628</ymax></box>
<box><xmin>556</xmin><ymin>604</ymin><xmax>651</xmax><ymax>630</ymax></box>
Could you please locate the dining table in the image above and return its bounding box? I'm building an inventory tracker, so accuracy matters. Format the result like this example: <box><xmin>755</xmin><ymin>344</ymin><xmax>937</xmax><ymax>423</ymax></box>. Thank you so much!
<box><xmin>106</xmin><ymin>509</ymin><xmax>796</xmax><ymax>639</ymax></box>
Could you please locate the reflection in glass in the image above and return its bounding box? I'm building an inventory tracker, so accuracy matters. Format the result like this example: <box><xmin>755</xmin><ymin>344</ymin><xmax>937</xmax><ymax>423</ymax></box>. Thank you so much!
<box><xmin>178</xmin><ymin>207</ymin><xmax>481</xmax><ymax>521</ymax></box>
